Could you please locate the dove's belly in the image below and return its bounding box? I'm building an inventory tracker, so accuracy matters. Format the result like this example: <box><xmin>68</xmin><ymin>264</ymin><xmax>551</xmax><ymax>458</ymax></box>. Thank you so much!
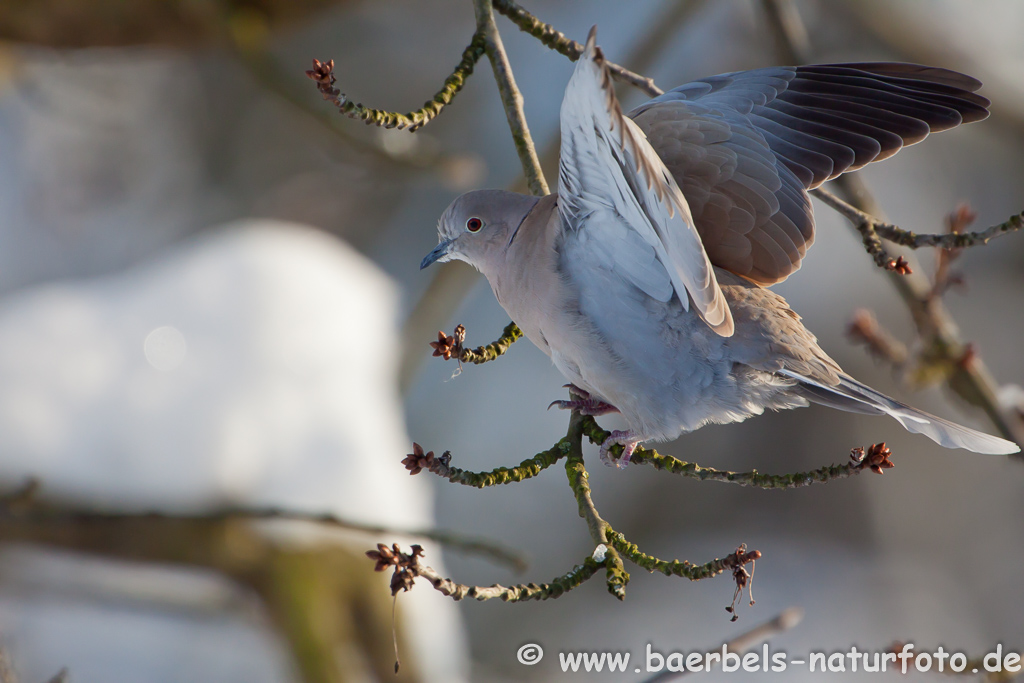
<box><xmin>529</xmin><ymin>293</ymin><xmax>806</xmax><ymax>443</ymax></box>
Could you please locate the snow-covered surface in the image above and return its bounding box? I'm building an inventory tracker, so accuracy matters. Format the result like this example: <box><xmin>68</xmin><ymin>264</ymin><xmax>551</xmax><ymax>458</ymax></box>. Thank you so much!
<box><xmin>0</xmin><ymin>222</ymin><xmax>468</xmax><ymax>682</ymax></box>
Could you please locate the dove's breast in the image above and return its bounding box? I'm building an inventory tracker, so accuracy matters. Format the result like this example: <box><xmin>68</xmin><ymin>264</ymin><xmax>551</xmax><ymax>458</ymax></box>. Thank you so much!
<box><xmin>487</xmin><ymin>198</ymin><xmax>598</xmax><ymax>393</ymax></box>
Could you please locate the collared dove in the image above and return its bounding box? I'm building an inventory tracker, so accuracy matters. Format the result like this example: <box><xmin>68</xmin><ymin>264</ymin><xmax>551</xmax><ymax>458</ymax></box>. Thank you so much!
<box><xmin>422</xmin><ymin>27</ymin><xmax>1020</xmax><ymax>466</ymax></box>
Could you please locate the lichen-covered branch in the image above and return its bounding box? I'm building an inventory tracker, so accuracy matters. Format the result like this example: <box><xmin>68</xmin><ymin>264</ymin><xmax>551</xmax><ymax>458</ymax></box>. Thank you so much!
<box><xmin>430</xmin><ymin>322</ymin><xmax>524</xmax><ymax>366</ymax></box>
<box><xmin>564</xmin><ymin>412</ymin><xmax>629</xmax><ymax>599</ymax></box>
<box><xmin>580</xmin><ymin>416</ymin><xmax>895</xmax><ymax>487</ymax></box>
<box><xmin>400</xmin><ymin>413</ymin><xmax>769</xmax><ymax>608</ymax></box>
<box><xmin>402</xmin><ymin>440</ymin><xmax>570</xmax><ymax>488</ymax></box>
<box><xmin>473</xmin><ymin>0</ymin><xmax>549</xmax><ymax>196</ymax></box>
<box><xmin>631</xmin><ymin>444</ymin><xmax>896</xmax><ymax>486</ymax></box>
<box><xmin>566</xmin><ymin>408</ymin><xmax>761</xmax><ymax>608</ymax></box>
<box><xmin>305</xmin><ymin>33</ymin><xmax>486</xmax><ymax>131</ymax></box>
<box><xmin>609</xmin><ymin>531</ymin><xmax>761</xmax><ymax>583</ymax></box>
<box><xmin>368</xmin><ymin>542</ymin><xmax>602</xmax><ymax>602</ymax></box>
<box><xmin>417</xmin><ymin>555</ymin><xmax>602</xmax><ymax>602</ymax></box>
<box><xmin>459</xmin><ymin>321</ymin><xmax>523</xmax><ymax>363</ymax></box>
<box><xmin>812</xmin><ymin>187</ymin><xmax>1024</xmax><ymax>253</ymax></box>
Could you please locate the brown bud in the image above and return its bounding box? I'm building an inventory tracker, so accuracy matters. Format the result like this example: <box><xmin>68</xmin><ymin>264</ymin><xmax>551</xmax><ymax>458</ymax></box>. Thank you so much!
<box><xmin>885</xmin><ymin>256</ymin><xmax>913</xmax><ymax>275</ymax></box>
<box><xmin>402</xmin><ymin>442</ymin><xmax>436</xmax><ymax>475</ymax></box>
<box><xmin>429</xmin><ymin>330</ymin><xmax>457</xmax><ymax>360</ymax></box>
<box><xmin>853</xmin><ymin>442</ymin><xmax>894</xmax><ymax>474</ymax></box>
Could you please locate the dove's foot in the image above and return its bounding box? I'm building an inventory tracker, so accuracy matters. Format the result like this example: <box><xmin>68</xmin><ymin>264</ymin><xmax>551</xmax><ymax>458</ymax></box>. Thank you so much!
<box><xmin>599</xmin><ymin>430</ymin><xmax>640</xmax><ymax>469</ymax></box>
<box><xmin>548</xmin><ymin>398</ymin><xmax>619</xmax><ymax>415</ymax></box>
<box><xmin>548</xmin><ymin>384</ymin><xmax>619</xmax><ymax>416</ymax></box>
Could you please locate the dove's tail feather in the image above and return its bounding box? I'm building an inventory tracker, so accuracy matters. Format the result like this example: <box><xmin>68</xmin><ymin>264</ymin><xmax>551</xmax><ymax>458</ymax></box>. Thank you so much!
<box><xmin>784</xmin><ymin>370</ymin><xmax>1020</xmax><ymax>455</ymax></box>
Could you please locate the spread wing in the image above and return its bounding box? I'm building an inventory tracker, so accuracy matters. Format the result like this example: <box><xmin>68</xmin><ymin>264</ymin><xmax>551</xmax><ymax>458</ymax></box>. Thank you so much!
<box><xmin>629</xmin><ymin>63</ymin><xmax>990</xmax><ymax>284</ymax></box>
<box><xmin>557</xmin><ymin>27</ymin><xmax>733</xmax><ymax>336</ymax></box>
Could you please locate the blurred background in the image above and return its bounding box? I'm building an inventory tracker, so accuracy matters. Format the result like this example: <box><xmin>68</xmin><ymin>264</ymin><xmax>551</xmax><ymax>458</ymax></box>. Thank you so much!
<box><xmin>0</xmin><ymin>1</ymin><xmax>1021</xmax><ymax>681</ymax></box>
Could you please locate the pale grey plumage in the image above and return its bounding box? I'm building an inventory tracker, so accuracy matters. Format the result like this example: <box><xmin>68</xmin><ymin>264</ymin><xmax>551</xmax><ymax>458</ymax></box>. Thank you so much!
<box><xmin>422</xmin><ymin>28</ymin><xmax>1019</xmax><ymax>464</ymax></box>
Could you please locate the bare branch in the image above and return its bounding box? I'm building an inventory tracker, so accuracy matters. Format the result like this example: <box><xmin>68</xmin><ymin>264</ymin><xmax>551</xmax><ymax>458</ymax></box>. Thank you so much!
<box><xmin>847</xmin><ymin>309</ymin><xmax>910</xmax><ymax>369</ymax></box>
<box><xmin>813</xmin><ymin>188</ymin><xmax>1024</xmax><ymax>253</ymax></box>
<box><xmin>492</xmin><ymin>0</ymin><xmax>665</xmax><ymax>97</ymax></box>
<box><xmin>473</xmin><ymin>0</ymin><xmax>549</xmax><ymax>196</ymax></box>
<box><xmin>0</xmin><ymin>482</ymin><xmax>527</xmax><ymax>571</ymax></box>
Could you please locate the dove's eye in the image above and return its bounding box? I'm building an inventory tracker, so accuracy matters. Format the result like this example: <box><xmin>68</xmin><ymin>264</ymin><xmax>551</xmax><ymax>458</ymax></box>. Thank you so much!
<box><xmin>466</xmin><ymin>217</ymin><xmax>483</xmax><ymax>233</ymax></box>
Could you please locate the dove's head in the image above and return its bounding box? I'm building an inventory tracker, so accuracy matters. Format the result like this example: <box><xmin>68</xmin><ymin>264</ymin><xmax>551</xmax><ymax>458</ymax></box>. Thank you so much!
<box><xmin>421</xmin><ymin>190</ymin><xmax>541</xmax><ymax>275</ymax></box>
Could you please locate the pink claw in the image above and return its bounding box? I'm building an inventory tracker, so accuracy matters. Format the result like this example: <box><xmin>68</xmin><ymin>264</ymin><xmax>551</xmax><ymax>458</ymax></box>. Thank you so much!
<box><xmin>548</xmin><ymin>384</ymin><xmax>619</xmax><ymax>416</ymax></box>
<box><xmin>547</xmin><ymin>398</ymin><xmax>619</xmax><ymax>416</ymax></box>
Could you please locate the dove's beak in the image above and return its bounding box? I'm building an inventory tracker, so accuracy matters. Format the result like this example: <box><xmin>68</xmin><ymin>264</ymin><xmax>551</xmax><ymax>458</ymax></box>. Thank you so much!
<box><xmin>420</xmin><ymin>238</ymin><xmax>456</xmax><ymax>270</ymax></box>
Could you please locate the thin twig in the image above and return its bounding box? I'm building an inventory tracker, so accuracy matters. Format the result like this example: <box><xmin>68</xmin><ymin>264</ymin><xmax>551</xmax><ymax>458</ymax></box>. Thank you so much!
<box><xmin>811</xmin><ymin>187</ymin><xmax>895</xmax><ymax>269</ymax></box>
<box><xmin>614</xmin><ymin>0</ymin><xmax>708</xmax><ymax>103</ymax></box>
<box><xmin>400</xmin><ymin>262</ymin><xmax>481</xmax><ymax>395</ymax></box>
<box><xmin>305</xmin><ymin>34</ymin><xmax>486</xmax><ymax>131</ymax></box>
<box><xmin>811</xmin><ymin>187</ymin><xmax>1024</xmax><ymax>447</ymax></box>
<box><xmin>403</xmin><ymin>439</ymin><xmax>570</xmax><ymax>488</ymax></box>
<box><xmin>473</xmin><ymin>0</ymin><xmax>549</xmax><ymax>196</ymax></box>
<box><xmin>847</xmin><ymin>308</ymin><xmax>910</xmax><ymax>369</ymax></box>
<box><xmin>812</xmin><ymin>188</ymin><xmax>1024</xmax><ymax>252</ymax></box>
<box><xmin>457</xmin><ymin>321</ymin><xmax>523</xmax><ymax>365</ymax></box>
<box><xmin>369</xmin><ymin>542</ymin><xmax>601</xmax><ymax>602</ymax></box>
<box><xmin>570</xmin><ymin>414</ymin><xmax>761</xmax><ymax>603</ymax></box>
<box><xmin>492</xmin><ymin>0</ymin><xmax>664</xmax><ymax>97</ymax></box>
<box><xmin>415</xmin><ymin>555</ymin><xmax>602</xmax><ymax>602</ymax></box>
<box><xmin>608</xmin><ymin>532</ymin><xmax>761</xmax><ymax>582</ymax></box>
<box><xmin>581</xmin><ymin>416</ymin><xmax>895</xmax><ymax>487</ymax></box>
<box><xmin>427</xmin><ymin>322</ymin><xmax>524</xmax><ymax>367</ymax></box>
<box><xmin>235</xmin><ymin>46</ymin><xmax>439</xmax><ymax>170</ymax></box>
